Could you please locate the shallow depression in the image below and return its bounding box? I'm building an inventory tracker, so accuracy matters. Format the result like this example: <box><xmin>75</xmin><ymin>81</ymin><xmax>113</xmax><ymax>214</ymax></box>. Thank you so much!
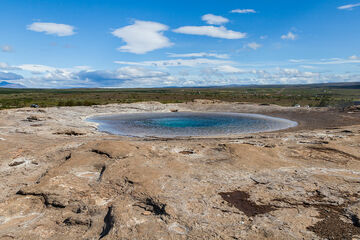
<box><xmin>88</xmin><ymin>112</ymin><xmax>298</xmax><ymax>137</ymax></box>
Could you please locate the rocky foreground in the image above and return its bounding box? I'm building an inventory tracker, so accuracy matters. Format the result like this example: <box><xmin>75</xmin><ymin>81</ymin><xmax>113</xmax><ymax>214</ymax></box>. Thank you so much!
<box><xmin>0</xmin><ymin>101</ymin><xmax>360</xmax><ymax>240</ymax></box>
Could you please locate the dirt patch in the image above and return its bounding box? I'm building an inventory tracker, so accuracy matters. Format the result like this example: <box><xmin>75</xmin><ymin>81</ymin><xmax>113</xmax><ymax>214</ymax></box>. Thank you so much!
<box><xmin>8</xmin><ymin>159</ymin><xmax>25</xmax><ymax>167</ymax></box>
<box><xmin>63</xmin><ymin>216</ymin><xmax>92</xmax><ymax>227</ymax></box>
<box><xmin>219</xmin><ymin>191</ymin><xmax>276</xmax><ymax>217</ymax></box>
<box><xmin>307</xmin><ymin>205</ymin><xmax>360</xmax><ymax>240</ymax></box>
<box><xmin>54</xmin><ymin>130</ymin><xmax>85</xmax><ymax>136</ymax></box>
<box><xmin>135</xmin><ymin>197</ymin><xmax>168</xmax><ymax>216</ymax></box>
<box><xmin>24</xmin><ymin>116</ymin><xmax>42</xmax><ymax>122</ymax></box>
<box><xmin>179</xmin><ymin>150</ymin><xmax>194</xmax><ymax>155</ymax></box>
<box><xmin>91</xmin><ymin>149</ymin><xmax>112</xmax><ymax>158</ymax></box>
<box><xmin>273</xmin><ymin>192</ymin><xmax>360</xmax><ymax>239</ymax></box>
<box><xmin>16</xmin><ymin>189</ymin><xmax>66</xmax><ymax>209</ymax></box>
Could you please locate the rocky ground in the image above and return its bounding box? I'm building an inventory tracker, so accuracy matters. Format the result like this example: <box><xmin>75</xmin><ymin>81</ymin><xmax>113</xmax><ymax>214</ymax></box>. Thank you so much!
<box><xmin>0</xmin><ymin>100</ymin><xmax>360</xmax><ymax>240</ymax></box>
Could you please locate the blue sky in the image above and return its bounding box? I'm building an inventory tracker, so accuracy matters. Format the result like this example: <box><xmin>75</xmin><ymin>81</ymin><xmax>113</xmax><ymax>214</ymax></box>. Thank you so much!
<box><xmin>0</xmin><ymin>0</ymin><xmax>360</xmax><ymax>88</ymax></box>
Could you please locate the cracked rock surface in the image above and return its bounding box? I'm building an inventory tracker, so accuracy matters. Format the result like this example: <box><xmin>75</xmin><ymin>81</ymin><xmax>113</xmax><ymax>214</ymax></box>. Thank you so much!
<box><xmin>0</xmin><ymin>101</ymin><xmax>360</xmax><ymax>239</ymax></box>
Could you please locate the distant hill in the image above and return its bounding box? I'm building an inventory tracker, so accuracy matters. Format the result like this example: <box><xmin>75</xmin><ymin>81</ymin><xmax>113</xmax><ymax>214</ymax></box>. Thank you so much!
<box><xmin>166</xmin><ymin>82</ymin><xmax>360</xmax><ymax>89</ymax></box>
<box><xmin>0</xmin><ymin>81</ymin><xmax>26</xmax><ymax>88</ymax></box>
<box><xmin>0</xmin><ymin>81</ymin><xmax>359</xmax><ymax>90</ymax></box>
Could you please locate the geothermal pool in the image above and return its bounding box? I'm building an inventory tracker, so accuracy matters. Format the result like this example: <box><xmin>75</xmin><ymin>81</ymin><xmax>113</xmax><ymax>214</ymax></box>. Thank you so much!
<box><xmin>88</xmin><ymin>112</ymin><xmax>297</xmax><ymax>137</ymax></box>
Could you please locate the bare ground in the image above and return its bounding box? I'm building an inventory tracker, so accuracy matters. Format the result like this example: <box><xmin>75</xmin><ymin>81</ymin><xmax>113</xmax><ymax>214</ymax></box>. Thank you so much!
<box><xmin>0</xmin><ymin>101</ymin><xmax>360</xmax><ymax>240</ymax></box>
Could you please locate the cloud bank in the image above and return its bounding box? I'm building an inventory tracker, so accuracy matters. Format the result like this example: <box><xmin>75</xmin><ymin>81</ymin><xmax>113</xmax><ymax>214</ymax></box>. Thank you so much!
<box><xmin>2</xmin><ymin>55</ymin><xmax>360</xmax><ymax>88</ymax></box>
<box><xmin>115</xmin><ymin>58</ymin><xmax>233</xmax><ymax>67</ymax></box>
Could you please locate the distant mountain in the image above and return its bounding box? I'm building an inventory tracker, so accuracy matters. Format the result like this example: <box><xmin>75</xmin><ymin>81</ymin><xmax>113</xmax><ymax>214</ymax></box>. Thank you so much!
<box><xmin>0</xmin><ymin>81</ymin><xmax>26</xmax><ymax>88</ymax></box>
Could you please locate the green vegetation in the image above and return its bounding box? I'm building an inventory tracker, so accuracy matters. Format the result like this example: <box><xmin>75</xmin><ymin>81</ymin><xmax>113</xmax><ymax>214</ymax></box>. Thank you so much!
<box><xmin>0</xmin><ymin>85</ymin><xmax>359</xmax><ymax>110</ymax></box>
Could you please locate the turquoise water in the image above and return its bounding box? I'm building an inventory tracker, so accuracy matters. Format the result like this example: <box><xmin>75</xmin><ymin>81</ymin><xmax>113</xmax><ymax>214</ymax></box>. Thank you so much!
<box><xmin>141</xmin><ymin>116</ymin><xmax>238</xmax><ymax>128</ymax></box>
<box><xmin>88</xmin><ymin>112</ymin><xmax>297</xmax><ymax>137</ymax></box>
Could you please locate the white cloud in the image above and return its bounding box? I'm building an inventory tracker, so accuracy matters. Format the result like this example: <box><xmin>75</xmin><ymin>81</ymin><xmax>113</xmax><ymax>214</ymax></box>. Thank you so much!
<box><xmin>168</xmin><ymin>52</ymin><xmax>229</xmax><ymax>59</ymax></box>
<box><xmin>13</xmin><ymin>64</ymin><xmax>89</xmax><ymax>88</ymax></box>
<box><xmin>77</xmin><ymin>66</ymin><xmax>175</xmax><ymax>87</ymax></box>
<box><xmin>245</xmin><ymin>42</ymin><xmax>262</xmax><ymax>50</ymax></box>
<box><xmin>27</xmin><ymin>22</ymin><xmax>76</xmax><ymax>36</ymax></box>
<box><xmin>289</xmin><ymin>56</ymin><xmax>360</xmax><ymax>66</ymax></box>
<box><xmin>313</xmin><ymin>58</ymin><xmax>360</xmax><ymax>65</ymax></box>
<box><xmin>231</xmin><ymin>9</ymin><xmax>256</xmax><ymax>14</ymax></box>
<box><xmin>115</xmin><ymin>58</ymin><xmax>233</xmax><ymax>67</ymax></box>
<box><xmin>263</xmin><ymin>68</ymin><xmax>360</xmax><ymax>84</ymax></box>
<box><xmin>216</xmin><ymin>65</ymin><xmax>247</xmax><ymax>73</ymax></box>
<box><xmin>0</xmin><ymin>62</ymin><xmax>19</xmax><ymax>70</ymax></box>
<box><xmin>201</xmin><ymin>14</ymin><xmax>229</xmax><ymax>25</ymax></box>
<box><xmin>115</xmin><ymin>67</ymin><xmax>176</xmax><ymax>87</ymax></box>
<box><xmin>349</xmin><ymin>55</ymin><xmax>359</xmax><ymax>60</ymax></box>
<box><xmin>338</xmin><ymin>3</ymin><xmax>360</xmax><ymax>10</ymax></box>
<box><xmin>18</xmin><ymin>64</ymin><xmax>58</xmax><ymax>73</ymax></box>
<box><xmin>196</xmin><ymin>66</ymin><xmax>360</xmax><ymax>86</ymax></box>
<box><xmin>281</xmin><ymin>32</ymin><xmax>297</xmax><ymax>40</ymax></box>
<box><xmin>0</xmin><ymin>62</ymin><xmax>10</xmax><ymax>69</ymax></box>
<box><xmin>0</xmin><ymin>62</ymin><xmax>176</xmax><ymax>88</ymax></box>
<box><xmin>111</xmin><ymin>20</ymin><xmax>173</xmax><ymax>54</ymax></box>
<box><xmin>115</xmin><ymin>66</ymin><xmax>167</xmax><ymax>78</ymax></box>
<box><xmin>5</xmin><ymin>53</ymin><xmax>360</xmax><ymax>88</ymax></box>
<box><xmin>300</xmin><ymin>65</ymin><xmax>317</xmax><ymax>69</ymax></box>
<box><xmin>1</xmin><ymin>45</ymin><xmax>13</xmax><ymax>52</ymax></box>
<box><xmin>295</xmin><ymin>57</ymin><xmax>360</xmax><ymax>65</ymax></box>
<box><xmin>289</xmin><ymin>59</ymin><xmax>307</xmax><ymax>63</ymax></box>
<box><xmin>173</xmin><ymin>26</ymin><xmax>246</xmax><ymax>39</ymax></box>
